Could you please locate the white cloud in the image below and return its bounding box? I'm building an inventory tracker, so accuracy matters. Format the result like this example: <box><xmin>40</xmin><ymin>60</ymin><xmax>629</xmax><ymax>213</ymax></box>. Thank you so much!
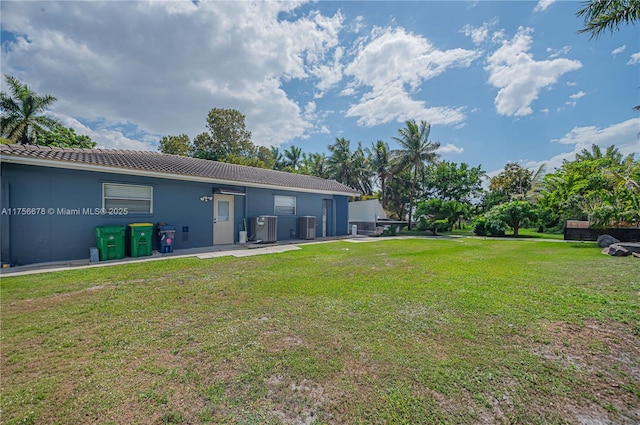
<box><xmin>486</xmin><ymin>27</ymin><xmax>582</xmax><ymax>116</ymax></box>
<box><xmin>438</xmin><ymin>143</ymin><xmax>464</xmax><ymax>154</ymax></box>
<box><xmin>344</xmin><ymin>27</ymin><xmax>480</xmax><ymax>127</ymax></box>
<box><xmin>566</xmin><ymin>91</ymin><xmax>586</xmax><ymax>107</ymax></box>
<box><xmin>346</xmin><ymin>84</ymin><xmax>466</xmax><ymax>127</ymax></box>
<box><xmin>524</xmin><ymin>118</ymin><xmax>640</xmax><ymax>172</ymax></box>
<box><xmin>0</xmin><ymin>1</ymin><xmax>345</xmax><ymax>148</ymax></box>
<box><xmin>627</xmin><ymin>52</ymin><xmax>640</xmax><ymax>65</ymax></box>
<box><xmin>52</xmin><ymin>113</ymin><xmax>156</xmax><ymax>151</ymax></box>
<box><xmin>547</xmin><ymin>46</ymin><xmax>571</xmax><ymax>59</ymax></box>
<box><xmin>310</xmin><ymin>46</ymin><xmax>345</xmax><ymax>97</ymax></box>
<box><xmin>350</xmin><ymin>15</ymin><xmax>366</xmax><ymax>33</ymax></box>
<box><xmin>552</xmin><ymin>119</ymin><xmax>640</xmax><ymax>148</ymax></box>
<box><xmin>611</xmin><ymin>45</ymin><xmax>626</xmax><ymax>56</ymax></box>
<box><xmin>491</xmin><ymin>30</ymin><xmax>506</xmax><ymax>43</ymax></box>
<box><xmin>300</xmin><ymin>100</ymin><xmax>334</xmax><ymax>137</ymax></box>
<box><xmin>569</xmin><ymin>91</ymin><xmax>586</xmax><ymax>100</ymax></box>
<box><xmin>534</xmin><ymin>0</ymin><xmax>556</xmax><ymax>13</ymax></box>
<box><xmin>460</xmin><ymin>18</ymin><xmax>498</xmax><ymax>45</ymax></box>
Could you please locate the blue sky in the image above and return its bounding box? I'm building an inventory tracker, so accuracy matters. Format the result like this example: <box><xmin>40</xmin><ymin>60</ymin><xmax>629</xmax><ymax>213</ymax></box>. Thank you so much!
<box><xmin>1</xmin><ymin>0</ymin><xmax>638</xmax><ymax>175</ymax></box>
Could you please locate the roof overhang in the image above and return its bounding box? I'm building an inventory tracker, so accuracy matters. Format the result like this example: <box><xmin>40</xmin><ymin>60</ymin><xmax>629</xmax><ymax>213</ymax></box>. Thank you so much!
<box><xmin>1</xmin><ymin>155</ymin><xmax>361</xmax><ymax>197</ymax></box>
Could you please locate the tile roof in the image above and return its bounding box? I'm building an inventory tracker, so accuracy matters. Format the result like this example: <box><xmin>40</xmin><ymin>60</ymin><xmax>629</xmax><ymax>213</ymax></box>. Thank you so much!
<box><xmin>0</xmin><ymin>144</ymin><xmax>360</xmax><ymax>195</ymax></box>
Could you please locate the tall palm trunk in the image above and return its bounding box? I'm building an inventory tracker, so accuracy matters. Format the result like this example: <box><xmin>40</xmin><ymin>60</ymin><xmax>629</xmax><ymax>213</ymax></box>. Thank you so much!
<box><xmin>408</xmin><ymin>166</ymin><xmax>418</xmax><ymax>229</ymax></box>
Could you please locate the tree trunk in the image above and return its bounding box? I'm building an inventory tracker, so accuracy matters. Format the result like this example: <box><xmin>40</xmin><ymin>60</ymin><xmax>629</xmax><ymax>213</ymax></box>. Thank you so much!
<box><xmin>381</xmin><ymin>178</ymin><xmax>386</xmax><ymax>210</ymax></box>
<box><xmin>408</xmin><ymin>169</ymin><xmax>417</xmax><ymax>230</ymax></box>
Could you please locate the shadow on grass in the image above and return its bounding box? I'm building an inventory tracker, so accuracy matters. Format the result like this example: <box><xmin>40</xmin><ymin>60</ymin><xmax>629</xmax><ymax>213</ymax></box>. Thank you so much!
<box><xmin>567</xmin><ymin>242</ymin><xmax>598</xmax><ymax>249</ymax></box>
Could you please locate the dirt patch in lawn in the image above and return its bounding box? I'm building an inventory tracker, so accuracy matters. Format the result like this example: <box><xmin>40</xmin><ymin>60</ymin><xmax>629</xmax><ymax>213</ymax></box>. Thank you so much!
<box><xmin>3</xmin><ymin>279</ymin><xmax>148</xmax><ymax>315</ymax></box>
<box><xmin>531</xmin><ymin>320</ymin><xmax>640</xmax><ymax>424</ymax></box>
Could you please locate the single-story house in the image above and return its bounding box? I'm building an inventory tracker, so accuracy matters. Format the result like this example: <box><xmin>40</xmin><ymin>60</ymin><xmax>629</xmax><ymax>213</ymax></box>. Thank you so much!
<box><xmin>0</xmin><ymin>144</ymin><xmax>359</xmax><ymax>266</ymax></box>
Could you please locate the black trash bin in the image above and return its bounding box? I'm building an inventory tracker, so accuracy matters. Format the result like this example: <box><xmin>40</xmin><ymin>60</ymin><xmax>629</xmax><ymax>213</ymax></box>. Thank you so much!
<box><xmin>158</xmin><ymin>225</ymin><xmax>176</xmax><ymax>253</ymax></box>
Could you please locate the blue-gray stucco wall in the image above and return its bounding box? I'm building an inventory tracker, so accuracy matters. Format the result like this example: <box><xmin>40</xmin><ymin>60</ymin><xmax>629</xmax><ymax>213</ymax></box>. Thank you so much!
<box><xmin>1</xmin><ymin>163</ymin><xmax>351</xmax><ymax>265</ymax></box>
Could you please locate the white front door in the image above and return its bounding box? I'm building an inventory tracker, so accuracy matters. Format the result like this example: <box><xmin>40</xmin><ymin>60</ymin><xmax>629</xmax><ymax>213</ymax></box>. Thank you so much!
<box><xmin>213</xmin><ymin>194</ymin><xmax>234</xmax><ymax>245</ymax></box>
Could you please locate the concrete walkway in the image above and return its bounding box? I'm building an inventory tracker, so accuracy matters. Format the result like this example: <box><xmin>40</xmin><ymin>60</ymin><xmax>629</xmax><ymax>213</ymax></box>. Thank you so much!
<box><xmin>0</xmin><ymin>235</ymin><xmax>364</xmax><ymax>277</ymax></box>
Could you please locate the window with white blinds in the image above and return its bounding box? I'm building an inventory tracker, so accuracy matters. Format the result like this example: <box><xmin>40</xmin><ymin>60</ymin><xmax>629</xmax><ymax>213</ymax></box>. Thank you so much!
<box><xmin>103</xmin><ymin>183</ymin><xmax>153</xmax><ymax>213</ymax></box>
<box><xmin>274</xmin><ymin>195</ymin><xmax>296</xmax><ymax>215</ymax></box>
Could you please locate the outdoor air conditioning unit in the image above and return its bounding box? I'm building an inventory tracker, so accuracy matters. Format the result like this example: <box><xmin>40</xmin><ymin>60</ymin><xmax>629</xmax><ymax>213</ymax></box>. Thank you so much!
<box><xmin>250</xmin><ymin>215</ymin><xmax>278</xmax><ymax>243</ymax></box>
<box><xmin>299</xmin><ymin>216</ymin><xmax>316</xmax><ymax>240</ymax></box>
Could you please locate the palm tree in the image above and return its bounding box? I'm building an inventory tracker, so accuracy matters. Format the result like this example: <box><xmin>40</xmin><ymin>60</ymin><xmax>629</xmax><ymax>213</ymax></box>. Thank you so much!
<box><xmin>525</xmin><ymin>163</ymin><xmax>547</xmax><ymax>203</ymax></box>
<box><xmin>352</xmin><ymin>142</ymin><xmax>374</xmax><ymax>195</ymax></box>
<box><xmin>302</xmin><ymin>152</ymin><xmax>328</xmax><ymax>179</ymax></box>
<box><xmin>327</xmin><ymin>137</ymin><xmax>353</xmax><ymax>185</ymax></box>
<box><xmin>577</xmin><ymin>0</ymin><xmax>640</xmax><ymax>39</ymax></box>
<box><xmin>284</xmin><ymin>145</ymin><xmax>303</xmax><ymax>170</ymax></box>
<box><xmin>366</xmin><ymin>140</ymin><xmax>391</xmax><ymax>209</ymax></box>
<box><xmin>576</xmin><ymin>1</ymin><xmax>640</xmax><ymax>111</ymax></box>
<box><xmin>0</xmin><ymin>75</ymin><xmax>60</xmax><ymax>144</ymax></box>
<box><xmin>270</xmin><ymin>146</ymin><xmax>285</xmax><ymax>170</ymax></box>
<box><xmin>392</xmin><ymin>120</ymin><xmax>441</xmax><ymax>229</ymax></box>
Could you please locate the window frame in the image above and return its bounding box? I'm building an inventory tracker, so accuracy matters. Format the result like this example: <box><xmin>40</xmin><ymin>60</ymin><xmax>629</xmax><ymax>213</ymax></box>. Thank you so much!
<box><xmin>102</xmin><ymin>182</ymin><xmax>153</xmax><ymax>214</ymax></box>
<box><xmin>274</xmin><ymin>195</ymin><xmax>296</xmax><ymax>216</ymax></box>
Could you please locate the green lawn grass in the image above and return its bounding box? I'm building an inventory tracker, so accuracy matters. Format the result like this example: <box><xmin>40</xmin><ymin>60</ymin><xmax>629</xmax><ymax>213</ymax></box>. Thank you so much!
<box><xmin>2</xmin><ymin>238</ymin><xmax>638</xmax><ymax>424</ymax></box>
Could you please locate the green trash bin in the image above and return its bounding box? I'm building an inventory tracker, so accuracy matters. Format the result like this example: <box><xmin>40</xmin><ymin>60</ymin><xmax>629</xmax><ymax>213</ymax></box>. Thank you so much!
<box><xmin>95</xmin><ymin>225</ymin><xmax>126</xmax><ymax>261</ymax></box>
<box><xmin>127</xmin><ymin>223</ymin><xmax>154</xmax><ymax>257</ymax></box>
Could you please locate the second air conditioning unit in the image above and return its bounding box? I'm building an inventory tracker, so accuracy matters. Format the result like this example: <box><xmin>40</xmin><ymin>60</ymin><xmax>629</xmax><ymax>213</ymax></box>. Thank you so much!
<box><xmin>298</xmin><ymin>216</ymin><xmax>316</xmax><ymax>240</ymax></box>
<box><xmin>250</xmin><ymin>215</ymin><xmax>278</xmax><ymax>243</ymax></box>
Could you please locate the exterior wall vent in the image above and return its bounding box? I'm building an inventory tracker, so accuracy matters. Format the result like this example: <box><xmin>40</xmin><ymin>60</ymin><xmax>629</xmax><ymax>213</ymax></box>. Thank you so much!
<box><xmin>250</xmin><ymin>215</ymin><xmax>278</xmax><ymax>243</ymax></box>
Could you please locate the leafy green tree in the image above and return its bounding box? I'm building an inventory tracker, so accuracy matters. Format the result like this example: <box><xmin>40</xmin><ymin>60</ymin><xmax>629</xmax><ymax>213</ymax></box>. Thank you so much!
<box><xmin>415</xmin><ymin>198</ymin><xmax>468</xmax><ymax>235</ymax></box>
<box><xmin>0</xmin><ymin>75</ymin><xmax>60</xmax><ymax>144</ymax></box>
<box><xmin>489</xmin><ymin>162</ymin><xmax>533</xmax><ymax>200</ymax></box>
<box><xmin>40</xmin><ymin>126</ymin><xmax>96</xmax><ymax>148</ymax></box>
<box><xmin>480</xmin><ymin>189</ymin><xmax>510</xmax><ymax>212</ymax></box>
<box><xmin>392</xmin><ymin>120</ymin><xmax>441</xmax><ymax>229</ymax></box>
<box><xmin>255</xmin><ymin>146</ymin><xmax>276</xmax><ymax>169</ymax></box>
<box><xmin>491</xmin><ymin>200</ymin><xmax>536</xmax><ymax>236</ymax></box>
<box><xmin>424</xmin><ymin>161</ymin><xmax>486</xmax><ymax>204</ymax></box>
<box><xmin>384</xmin><ymin>170</ymin><xmax>413</xmax><ymax>220</ymax></box>
<box><xmin>472</xmin><ymin>210</ymin><xmax>507</xmax><ymax>236</ymax></box>
<box><xmin>540</xmin><ymin>144</ymin><xmax>638</xmax><ymax>225</ymax></box>
<box><xmin>193</xmin><ymin>108</ymin><xmax>254</xmax><ymax>161</ymax></box>
<box><xmin>158</xmin><ymin>134</ymin><xmax>191</xmax><ymax>156</ymax></box>
<box><xmin>191</xmin><ymin>132</ymin><xmax>216</xmax><ymax>160</ymax></box>
<box><xmin>366</xmin><ymin>140</ymin><xmax>391</xmax><ymax>209</ymax></box>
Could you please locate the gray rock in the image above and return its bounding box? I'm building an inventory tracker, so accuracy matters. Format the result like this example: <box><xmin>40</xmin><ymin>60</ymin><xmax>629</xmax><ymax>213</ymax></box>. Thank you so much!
<box><xmin>617</xmin><ymin>242</ymin><xmax>640</xmax><ymax>254</ymax></box>
<box><xmin>597</xmin><ymin>234</ymin><xmax>621</xmax><ymax>248</ymax></box>
<box><xmin>601</xmin><ymin>244</ymin><xmax>631</xmax><ymax>256</ymax></box>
